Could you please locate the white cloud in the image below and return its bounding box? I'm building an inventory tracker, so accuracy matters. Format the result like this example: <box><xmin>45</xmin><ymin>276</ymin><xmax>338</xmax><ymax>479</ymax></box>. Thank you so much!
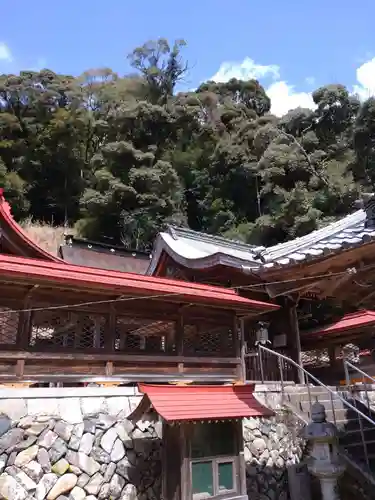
<box><xmin>210</xmin><ymin>57</ymin><xmax>280</xmax><ymax>83</ymax></box>
<box><xmin>0</xmin><ymin>42</ymin><xmax>12</xmax><ymax>62</ymax></box>
<box><xmin>209</xmin><ymin>54</ymin><xmax>375</xmax><ymax>117</ymax></box>
<box><xmin>209</xmin><ymin>58</ymin><xmax>314</xmax><ymax>116</ymax></box>
<box><xmin>353</xmin><ymin>57</ymin><xmax>375</xmax><ymax>100</ymax></box>
<box><xmin>266</xmin><ymin>81</ymin><xmax>315</xmax><ymax>117</ymax></box>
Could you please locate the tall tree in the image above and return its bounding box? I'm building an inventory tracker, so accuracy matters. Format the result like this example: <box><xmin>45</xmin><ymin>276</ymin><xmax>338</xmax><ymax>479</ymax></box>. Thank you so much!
<box><xmin>128</xmin><ymin>39</ymin><xmax>188</xmax><ymax>104</ymax></box>
<box><xmin>0</xmin><ymin>38</ymin><xmax>370</xmax><ymax>251</ymax></box>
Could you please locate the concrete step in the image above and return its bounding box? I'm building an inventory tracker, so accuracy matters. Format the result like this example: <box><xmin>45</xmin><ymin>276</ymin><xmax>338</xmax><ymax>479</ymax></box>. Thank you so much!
<box><xmin>340</xmin><ymin>419</ymin><xmax>375</xmax><ymax>434</ymax></box>
<box><xmin>342</xmin><ymin>438</ymin><xmax>375</xmax><ymax>450</ymax></box>
<box><xmin>287</xmin><ymin>392</ymin><xmax>375</xmax><ymax>418</ymax></box>
<box><xmin>344</xmin><ymin>426</ymin><xmax>375</xmax><ymax>437</ymax></box>
<box><xmin>286</xmin><ymin>385</ymin><xmax>340</xmax><ymax>393</ymax></box>
<box><xmin>345</xmin><ymin>453</ymin><xmax>375</xmax><ymax>472</ymax></box>
<box><xmin>290</xmin><ymin>397</ymin><xmax>347</xmax><ymax>410</ymax></box>
<box><xmin>287</xmin><ymin>402</ymin><xmax>359</xmax><ymax>424</ymax></box>
<box><xmin>285</xmin><ymin>391</ymin><xmax>347</xmax><ymax>404</ymax></box>
<box><xmin>297</xmin><ymin>400</ymin><xmax>349</xmax><ymax>415</ymax></box>
<box><xmin>286</xmin><ymin>385</ymin><xmax>375</xmax><ymax>475</ymax></box>
<box><xmin>344</xmin><ymin>447</ymin><xmax>375</xmax><ymax>466</ymax></box>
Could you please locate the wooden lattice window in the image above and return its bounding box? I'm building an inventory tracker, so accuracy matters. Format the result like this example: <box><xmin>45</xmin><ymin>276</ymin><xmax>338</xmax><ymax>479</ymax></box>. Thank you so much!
<box><xmin>0</xmin><ymin>306</ymin><xmax>19</xmax><ymax>345</ymax></box>
<box><xmin>30</xmin><ymin>311</ymin><xmax>106</xmax><ymax>350</ymax></box>
<box><xmin>183</xmin><ymin>322</ymin><xmax>235</xmax><ymax>357</ymax></box>
<box><xmin>114</xmin><ymin>316</ymin><xmax>175</xmax><ymax>354</ymax></box>
<box><xmin>301</xmin><ymin>348</ymin><xmax>330</xmax><ymax>368</ymax></box>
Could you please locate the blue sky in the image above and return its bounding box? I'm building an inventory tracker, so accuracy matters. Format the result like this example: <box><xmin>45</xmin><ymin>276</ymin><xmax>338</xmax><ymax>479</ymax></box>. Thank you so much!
<box><xmin>1</xmin><ymin>0</ymin><xmax>375</xmax><ymax>115</ymax></box>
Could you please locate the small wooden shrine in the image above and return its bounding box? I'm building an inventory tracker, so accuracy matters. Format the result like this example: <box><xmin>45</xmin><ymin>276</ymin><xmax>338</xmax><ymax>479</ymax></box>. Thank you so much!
<box><xmin>59</xmin><ymin>235</ymin><xmax>150</xmax><ymax>273</ymax></box>
<box><xmin>0</xmin><ymin>187</ymin><xmax>150</xmax><ymax>274</ymax></box>
<box><xmin>129</xmin><ymin>384</ymin><xmax>273</xmax><ymax>500</ymax></box>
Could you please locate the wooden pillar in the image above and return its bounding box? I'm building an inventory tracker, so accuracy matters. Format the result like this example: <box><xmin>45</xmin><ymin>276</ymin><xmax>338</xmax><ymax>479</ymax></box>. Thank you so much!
<box><xmin>328</xmin><ymin>345</ymin><xmax>337</xmax><ymax>372</ymax></box>
<box><xmin>176</xmin><ymin>314</ymin><xmax>184</xmax><ymax>373</ymax></box>
<box><xmin>180</xmin><ymin>424</ymin><xmax>191</xmax><ymax>500</ymax></box>
<box><xmin>287</xmin><ymin>298</ymin><xmax>304</xmax><ymax>384</ymax></box>
<box><xmin>162</xmin><ymin>422</ymin><xmax>184</xmax><ymax>500</ymax></box>
<box><xmin>17</xmin><ymin>288</ymin><xmax>34</xmax><ymax>350</ymax></box>
<box><xmin>234</xmin><ymin>317</ymin><xmax>246</xmax><ymax>382</ymax></box>
<box><xmin>105</xmin><ymin>304</ymin><xmax>116</xmax><ymax>351</ymax></box>
<box><xmin>235</xmin><ymin>420</ymin><xmax>247</xmax><ymax>497</ymax></box>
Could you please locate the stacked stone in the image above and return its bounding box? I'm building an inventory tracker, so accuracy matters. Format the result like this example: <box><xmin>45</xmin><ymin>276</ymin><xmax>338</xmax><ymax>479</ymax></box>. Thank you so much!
<box><xmin>0</xmin><ymin>413</ymin><xmax>161</xmax><ymax>500</ymax></box>
<box><xmin>243</xmin><ymin>415</ymin><xmax>304</xmax><ymax>500</ymax></box>
<box><xmin>0</xmin><ymin>390</ymin><xmax>307</xmax><ymax>500</ymax></box>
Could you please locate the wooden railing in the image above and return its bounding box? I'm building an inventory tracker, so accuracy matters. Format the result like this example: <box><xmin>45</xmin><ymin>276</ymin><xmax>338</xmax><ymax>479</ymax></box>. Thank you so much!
<box><xmin>245</xmin><ymin>349</ymin><xmax>294</xmax><ymax>382</ymax></box>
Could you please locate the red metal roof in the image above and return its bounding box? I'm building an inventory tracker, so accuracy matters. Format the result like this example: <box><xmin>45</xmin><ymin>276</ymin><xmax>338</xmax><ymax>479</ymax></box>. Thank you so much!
<box><xmin>0</xmin><ymin>253</ymin><xmax>279</xmax><ymax>313</ymax></box>
<box><xmin>303</xmin><ymin>310</ymin><xmax>375</xmax><ymax>340</ymax></box>
<box><xmin>136</xmin><ymin>383</ymin><xmax>274</xmax><ymax>422</ymax></box>
<box><xmin>0</xmin><ymin>190</ymin><xmax>63</xmax><ymax>262</ymax></box>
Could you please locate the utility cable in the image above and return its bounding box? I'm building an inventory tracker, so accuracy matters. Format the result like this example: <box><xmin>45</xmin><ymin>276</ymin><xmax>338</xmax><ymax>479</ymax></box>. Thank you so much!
<box><xmin>0</xmin><ymin>265</ymin><xmax>365</xmax><ymax>315</ymax></box>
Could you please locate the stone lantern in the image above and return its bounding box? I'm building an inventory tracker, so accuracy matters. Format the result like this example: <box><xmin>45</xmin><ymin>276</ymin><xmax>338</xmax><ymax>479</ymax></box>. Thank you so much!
<box><xmin>302</xmin><ymin>402</ymin><xmax>345</xmax><ymax>500</ymax></box>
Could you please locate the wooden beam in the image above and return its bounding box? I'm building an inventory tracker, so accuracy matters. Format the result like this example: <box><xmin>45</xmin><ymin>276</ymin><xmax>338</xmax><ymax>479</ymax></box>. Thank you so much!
<box><xmin>105</xmin><ymin>304</ymin><xmax>116</xmax><ymax>351</ymax></box>
<box><xmin>328</xmin><ymin>346</ymin><xmax>336</xmax><ymax>370</ymax></box>
<box><xmin>15</xmin><ymin>359</ymin><xmax>25</xmax><ymax>378</ymax></box>
<box><xmin>176</xmin><ymin>314</ymin><xmax>184</xmax><ymax>373</ymax></box>
<box><xmin>235</xmin><ymin>317</ymin><xmax>245</xmax><ymax>382</ymax></box>
<box><xmin>356</xmin><ymin>289</ymin><xmax>375</xmax><ymax>307</ymax></box>
<box><xmin>266</xmin><ymin>279</ymin><xmax>323</xmax><ymax>298</ymax></box>
<box><xmin>317</xmin><ymin>272</ymin><xmax>354</xmax><ymax>298</ymax></box>
<box><xmin>17</xmin><ymin>286</ymin><xmax>38</xmax><ymax>349</ymax></box>
<box><xmin>287</xmin><ymin>298</ymin><xmax>304</xmax><ymax>384</ymax></box>
<box><xmin>105</xmin><ymin>361</ymin><xmax>113</xmax><ymax>376</ymax></box>
<box><xmin>0</xmin><ymin>350</ymin><xmax>240</xmax><ymax>365</ymax></box>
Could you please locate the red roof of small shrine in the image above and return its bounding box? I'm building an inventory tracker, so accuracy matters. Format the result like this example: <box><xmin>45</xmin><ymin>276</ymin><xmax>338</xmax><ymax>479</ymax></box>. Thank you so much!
<box><xmin>0</xmin><ymin>253</ymin><xmax>279</xmax><ymax>313</ymax></box>
<box><xmin>134</xmin><ymin>384</ymin><xmax>274</xmax><ymax>422</ymax></box>
<box><xmin>0</xmin><ymin>189</ymin><xmax>63</xmax><ymax>262</ymax></box>
<box><xmin>303</xmin><ymin>310</ymin><xmax>375</xmax><ymax>340</ymax></box>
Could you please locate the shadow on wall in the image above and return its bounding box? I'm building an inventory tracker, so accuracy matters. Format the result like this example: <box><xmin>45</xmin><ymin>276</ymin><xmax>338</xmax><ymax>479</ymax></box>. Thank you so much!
<box><xmin>299</xmin><ymin>396</ymin><xmax>375</xmax><ymax>500</ymax></box>
<box><xmin>244</xmin><ymin>412</ymin><xmax>305</xmax><ymax>499</ymax></box>
<box><xmin>338</xmin><ymin>396</ymin><xmax>375</xmax><ymax>500</ymax></box>
<box><xmin>129</xmin><ymin>433</ymin><xmax>162</xmax><ymax>498</ymax></box>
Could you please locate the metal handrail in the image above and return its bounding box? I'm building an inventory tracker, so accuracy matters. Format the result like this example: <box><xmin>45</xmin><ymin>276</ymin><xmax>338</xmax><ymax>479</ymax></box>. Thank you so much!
<box><xmin>257</xmin><ymin>343</ymin><xmax>375</xmax><ymax>470</ymax></box>
<box><xmin>258</xmin><ymin>345</ymin><xmax>375</xmax><ymax>470</ymax></box>
<box><xmin>344</xmin><ymin>359</ymin><xmax>375</xmax><ymax>416</ymax></box>
<box><xmin>344</xmin><ymin>359</ymin><xmax>375</xmax><ymax>385</ymax></box>
<box><xmin>258</xmin><ymin>345</ymin><xmax>375</xmax><ymax>427</ymax></box>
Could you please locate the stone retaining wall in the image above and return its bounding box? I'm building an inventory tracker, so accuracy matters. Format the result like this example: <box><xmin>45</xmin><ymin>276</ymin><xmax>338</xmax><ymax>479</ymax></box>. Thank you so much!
<box><xmin>244</xmin><ymin>411</ymin><xmax>304</xmax><ymax>500</ymax></box>
<box><xmin>0</xmin><ymin>386</ymin><xmax>303</xmax><ymax>499</ymax></box>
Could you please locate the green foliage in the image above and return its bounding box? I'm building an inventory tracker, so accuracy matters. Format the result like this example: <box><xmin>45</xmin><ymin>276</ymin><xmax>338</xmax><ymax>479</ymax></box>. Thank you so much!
<box><xmin>0</xmin><ymin>38</ymin><xmax>371</xmax><ymax>249</ymax></box>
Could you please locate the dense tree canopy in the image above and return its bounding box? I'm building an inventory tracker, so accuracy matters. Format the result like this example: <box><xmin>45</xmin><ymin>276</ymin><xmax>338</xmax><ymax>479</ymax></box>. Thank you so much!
<box><xmin>0</xmin><ymin>39</ymin><xmax>372</xmax><ymax>251</ymax></box>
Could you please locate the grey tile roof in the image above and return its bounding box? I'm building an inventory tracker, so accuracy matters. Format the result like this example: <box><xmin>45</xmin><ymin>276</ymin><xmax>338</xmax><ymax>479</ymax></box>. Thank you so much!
<box><xmin>147</xmin><ymin>226</ymin><xmax>265</xmax><ymax>274</ymax></box>
<box><xmin>147</xmin><ymin>209</ymin><xmax>375</xmax><ymax>274</ymax></box>
<box><xmin>257</xmin><ymin>209</ymin><xmax>375</xmax><ymax>269</ymax></box>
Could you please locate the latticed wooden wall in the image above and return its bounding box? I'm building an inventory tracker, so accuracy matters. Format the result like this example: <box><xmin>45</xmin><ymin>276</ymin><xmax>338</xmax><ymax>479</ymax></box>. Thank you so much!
<box><xmin>0</xmin><ymin>306</ymin><xmax>19</xmax><ymax>345</ymax></box>
<box><xmin>0</xmin><ymin>305</ymin><xmax>237</xmax><ymax>357</ymax></box>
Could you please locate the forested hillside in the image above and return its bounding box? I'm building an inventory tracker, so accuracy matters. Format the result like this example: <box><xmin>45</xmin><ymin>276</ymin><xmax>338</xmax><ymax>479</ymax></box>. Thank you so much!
<box><xmin>1</xmin><ymin>39</ymin><xmax>375</xmax><ymax>251</ymax></box>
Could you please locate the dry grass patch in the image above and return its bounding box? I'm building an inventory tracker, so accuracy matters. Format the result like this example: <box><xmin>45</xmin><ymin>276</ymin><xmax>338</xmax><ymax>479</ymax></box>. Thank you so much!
<box><xmin>21</xmin><ymin>219</ymin><xmax>75</xmax><ymax>256</ymax></box>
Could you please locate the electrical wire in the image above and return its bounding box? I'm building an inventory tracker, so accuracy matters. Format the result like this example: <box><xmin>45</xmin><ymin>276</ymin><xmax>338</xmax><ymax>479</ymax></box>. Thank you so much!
<box><xmin>0</xmin><ymin>265</ymin><xmax>366</xmax><ymax>316</ymax></box>
<box><xmin>235</xmin><ymin>269</ymin><xmax>357</xmax><ymax>290</ymax></box>
<box><xmin>0</xmin><ymin>292</ymin><xmax>192</xmax><ymax>315</ymax></box>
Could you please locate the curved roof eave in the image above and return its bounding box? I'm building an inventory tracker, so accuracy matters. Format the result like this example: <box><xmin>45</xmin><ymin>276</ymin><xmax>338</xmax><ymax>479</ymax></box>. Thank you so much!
<box><xmin>0</xmin><ymin>190</ymin><xmax>64</xmax><ymax>262</ymax></box>
<box><xmin>148</xmin><ymin>210</ymin><xmax>375</xmax><ymax>275</ymax></box>
<box><xmin>146</xmin><ymin>233</ymin><xmax>261</xmax><ymax>275</ymax></box>
<box><xmin>0</xmin><ymin>253</ymin><xmax>280</xmax><ymax>313</ymax></box>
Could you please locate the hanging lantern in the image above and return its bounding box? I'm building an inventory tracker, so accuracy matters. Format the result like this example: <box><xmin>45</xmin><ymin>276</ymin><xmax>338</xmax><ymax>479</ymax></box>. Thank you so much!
<box><xmin>255</xmin><ymin>322</ymin><xmax>271</xmax><ymax>346</ymax></box>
